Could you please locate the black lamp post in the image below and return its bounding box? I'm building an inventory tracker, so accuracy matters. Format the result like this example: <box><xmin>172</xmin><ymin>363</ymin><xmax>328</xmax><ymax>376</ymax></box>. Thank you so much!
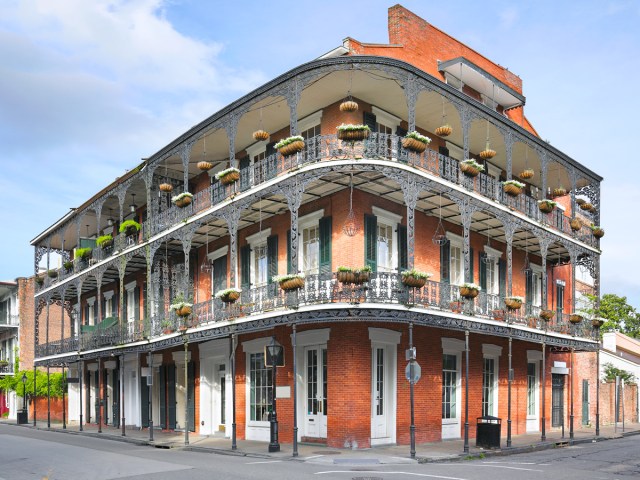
<box><xmin>21</xmin><ymin>373</ymin><xmax>27</xmax><ymax>411</ymax></box>
<box><xmin>265</xmin><ymin>337</ymin><xmax>283</xmax><ymax>453</ymax></box>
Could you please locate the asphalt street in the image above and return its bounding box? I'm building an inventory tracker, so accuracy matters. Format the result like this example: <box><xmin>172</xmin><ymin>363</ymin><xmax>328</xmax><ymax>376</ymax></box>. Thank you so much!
<box><xmin>1</xmin><ymin>424</ymin><xmax>638</xmax><ymax>480</ymax></box>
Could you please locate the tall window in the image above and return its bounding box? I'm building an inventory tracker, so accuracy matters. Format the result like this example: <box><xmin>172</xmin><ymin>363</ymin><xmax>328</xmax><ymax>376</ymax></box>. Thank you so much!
<box><xmin>530</xmin><ymin>264</ymin><xmax>543</xmax><ymax>307</ymax></box>
<box><xmin>450</xmin><ymin>244</ymin><xmax>463</xmax><ymax>285</ymax></box>
<box><xmin>249</xmin><ymin>352</ymin><xmax>272</xmax><ymax>422</ymax></box>
<box><xmin>527</xmin><ymin>362</ymin><xmax>536</xmax><ymax>416</ymax></box>
<box><xmin>442</xmin><ymin>354</ymin><xmax>457</xmax><ymax>419</ymax></box>
<box><xmin>482</xmin><ymin>358</ymin><xmax>495</xmax><ymax>417</ymax></box>
<box><xmin>376</xmin><ymin>223</ymin><xmax>394</xmax><ymax>272</ymax></box>
<box><xmin>253</xmin><ymin>244</ymin><xmax>268</xmax><ymax>287</ymax></box>
<box><xmin>302</xmin><ymin>225</ymin><xmax>319</xmax><ymax>274</ymax></box>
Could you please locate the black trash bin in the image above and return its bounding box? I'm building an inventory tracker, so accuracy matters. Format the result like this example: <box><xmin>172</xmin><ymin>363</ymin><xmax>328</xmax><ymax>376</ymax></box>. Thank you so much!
<box><xmin>476</xmin><ymin>416</ymin><xmax>501</xmax><ymax>449</ymax></box>
<box><xmin>16</xmin><ymin>409</ymin><xmax>28</xmax><ymax>425</ymax></box>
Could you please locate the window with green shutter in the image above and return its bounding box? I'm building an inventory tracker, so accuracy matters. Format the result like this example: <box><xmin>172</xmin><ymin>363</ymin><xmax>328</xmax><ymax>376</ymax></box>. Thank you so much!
<box><xmin>397</xmin><ymin>224</ymin><xmax>407</xmax><ymax>271</ymax></box>
<box><xmin>319</xmin><ymin>216</ymin><xmax>332</xmax><ymax>276</ymax></box>
<box><xmin>440</xmin><ymin>242</ymin><xmax>450</xmax><ymax>283</ymax></box>
<box><xmin>267</xmin><ymin>235</ymin><xmax>278</xmax><ymax>283</ymax></box>
<box><xmin>479</xmin><ymin>252</ymin><xmax>487</xmax><ymax>290</ymax></box>
<box><xmin>364</xmin><ymin>214</ymin><xmax>377</xmax><ymax>271</ymax></box>
<box><xmin>240</xmin><ymin>245</ymin><xmax>251</xmax><ymax>289</ymax></box>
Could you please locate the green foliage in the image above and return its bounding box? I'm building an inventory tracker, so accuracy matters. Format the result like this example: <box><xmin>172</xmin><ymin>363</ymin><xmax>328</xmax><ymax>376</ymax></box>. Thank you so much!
<box><xmin>75</xmin><ymin>247</ymin><xmax>92</xmax><ymax>259</ymax></box>
<box><xmin>0</xmin><ymin>370</ymin><xmax>66</xmax><ymax>398</ymax></box>
<box><xmin>96</xmin><ymin>234</ymin><xmax>113</xmax><ymax>248</ymax></box>
<box><xmin>119</xmin><ymin>219</ymin><xmax>141</xmax><ymax>234</ymax></box>
<box><xmin>583</xmin><ymin>293</ymin><xmax>640</xmax><ymax>338</ymax></box>
<box><xmin>602</xmin><ymin>362</ymin><xmax>636</xmax><ymax>384</ymax></box>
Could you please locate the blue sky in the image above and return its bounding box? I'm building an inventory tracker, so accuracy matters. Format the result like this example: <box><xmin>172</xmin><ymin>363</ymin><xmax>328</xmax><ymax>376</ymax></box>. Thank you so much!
<box><xmin>1</xmin><ymin>0</ymin><xmax>638</xmax><ymax>308</ymax></box>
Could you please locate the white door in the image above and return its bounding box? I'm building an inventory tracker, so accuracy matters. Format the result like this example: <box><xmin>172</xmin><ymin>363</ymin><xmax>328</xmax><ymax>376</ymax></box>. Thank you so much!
<box><xmin>371</xmin><ymin>346</ymin><xmax>387</xmax><ymax>439</ymax></box>
<box><xmin>214</xmin><ymin>363</ymin><xmax>227</xmax><ymax>432</ymax></box>
<box><xmin>304</xmin><ymin>347</ymin><xmax>327</xmax><ymax>438</ymax></box>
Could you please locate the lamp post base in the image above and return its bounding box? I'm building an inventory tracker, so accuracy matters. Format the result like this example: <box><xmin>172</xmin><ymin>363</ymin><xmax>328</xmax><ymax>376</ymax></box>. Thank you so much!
<box><xmin>268</xmin><ymin>413</ymin><xmax>280</xmax><ymax>452</ymax></box>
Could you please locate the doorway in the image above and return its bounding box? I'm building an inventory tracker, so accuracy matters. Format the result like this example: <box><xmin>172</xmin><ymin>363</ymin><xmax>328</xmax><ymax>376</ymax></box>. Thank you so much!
<box><xmin>552</xmin><ymin>374</ymin><xmax>565</xmax><ymax>428</ymax></box>
<box><xmin>304</xmin><ymin>346</ymin><xmax>327</xmax><ymax>439</ymax></box>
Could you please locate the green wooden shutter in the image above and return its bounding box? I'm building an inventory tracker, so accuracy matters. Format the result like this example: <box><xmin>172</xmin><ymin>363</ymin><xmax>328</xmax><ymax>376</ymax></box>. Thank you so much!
<box><xmin>240</xmin><ymin>245</ymin><xmax>251</xmax><ymax>289</ymax></box>
<box><xmin>499</xmin><ymin>258</ymin><xmax>506</xmax><ymax>299</ymax></box>
<box><xmin>84</xmin><ymin>304</ymin><xmax>89</xmax><ymax>325</ymax></box>
<box><xmin>286</xmin><ymin>230</ymin><xmax>292</xmax><ymax>274</ymax></box>
<box><xmin>397</xmin><ymin>224</ymin><xmax>407</xmax><ymax>272</ymax></box>
<box><xmin>525</xmin><ymin>273</ymin><xmax>533</xmax><ymax>314</ymax></box>
<box><xmin>140</xmin><ymin>373</ymin><xmax>149</xmax><ymax>428</ymax></box>
<box><xmin>440</xmin><ymin>242</ymin><xmax>450</xmax><ymax>283</ymax></box>
<box><xmin>100</xmin><ymin>298</ymin><xmax>106</xmax><ymax>321</ymax></box>
<box><xmin>479</xmin><ymin>252</ymin><xmax>487</xmax><ymax>290</ymax></box>
<box><xmin>468</xmin><ymin>247</ymin><xmax>474</xmax><ymax>283</ymax></box>
<box><xmin>159</xmin><ymin>365</ymin><xmax>166</xmax><ymax>429</ymax></box>
<box><xmin>167</xmin><ymin>364</ymin><xmax>176</xmax><ymax>430</ymax></box>
<box><xmin>363</xmin><ymin>111</ymin><xmax>377</xmax><ymax>132</ymax></box>
<box><xmin>364</xmin><ymin>214</ymin><xmax>377</xmax><ymax>271</ymax></box>
<box><xmin>123</xmin><ymin>290</ymin><xmax>128</xmax><ymax>322</ymax></box>
<box><xmin>319</xmin><ymin>216</ymin><xmax>332</xmax><ymax>276</ymax></box>
<box><xmin>267</xmin><ymin>235</ymin><xmax>278</xmax><ymax>283</ymax></box>
<box><xmin>142</xmin><ymin>282</ymin><xmax>147</xmax><ymax>324</ymax></box>
<box><xmin>188</xmin><ymin>361</ymin><xmax>196</xmax><ymax>432</ymax></box>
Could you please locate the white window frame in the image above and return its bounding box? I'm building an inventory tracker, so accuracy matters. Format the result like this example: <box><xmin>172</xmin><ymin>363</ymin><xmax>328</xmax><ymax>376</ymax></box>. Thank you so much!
<box><xmin>372</xmin><ymin>206</ymin><xmax>402</xmax><ymax>273</ymax></box>
<box><xmin>242</xmin><ymin>337</ymin><xmax>276</xmax><ymax>441</ymax></box>
<box><xmin>298</xmin><ymin>209</ymin><xmax>324</xmax><ymax>275</ymax></box>
<box><xmin>484</xmin><ymin>245</ymin><xmax>502</xmax><ymax>295</ymax></box>
<box><xmin>482</xmin><ymin>344</ymin><xmax>502</xmax><ymax>417</ymax></box>
<box><xmin>372</xmin><ymin>106</ymin><xmax>401</xmax><ymax>132</ymax></box>
<box><xmin>530</xmin><ymin>263</ymin><xmax>543</xmax><ymax>307</ymax></box>
<box><xmin>526</xmin><ymin>350</ymin><xmax>542</xmax><ymax>421</ymax></box>
<box><xmin>446</xmin><ymin>232</ymin><xmax>464</xmax><ymax>286</ymax></box>
<box><xmin>86</xmin><ymin>296</ymin><xmax>96</xmax><ymax>326</ymax></box>
<box><xmin>441</xmin><ymin>338</ymin><xmax>464</xmax><ymax>434</ymax></box>
<box><xmin>246</xmin><ymin>228</ymin><xmax>272</xmax><ymax>287</ymax></box>
<box><xmin>103</xmin><ymin>291</ymin><xmax>114</xmax><ymax>318</ymax></box>
<box><xmin>297</xmin><ymin>110</ymin><xmax>323</xmax><ymax>134</ymax></box>
<box><xmin>125</xmin><ymin>281</ymin><xmax>137</xmax><ymax>324</ymax></box>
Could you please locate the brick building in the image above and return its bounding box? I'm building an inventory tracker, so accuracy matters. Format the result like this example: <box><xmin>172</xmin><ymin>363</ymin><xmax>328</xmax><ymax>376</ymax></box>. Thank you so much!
<box><xmin>31</xmin><ymin>5</ymin><xmax>604</xmax><ymax>448</ymax></box>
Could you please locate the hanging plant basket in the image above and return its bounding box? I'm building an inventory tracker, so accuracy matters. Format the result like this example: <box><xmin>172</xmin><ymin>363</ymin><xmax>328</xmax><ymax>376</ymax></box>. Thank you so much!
<box><xmin>569</xmin><ymin>314</ymin><xmax>583</xmax><ymax>324</ymax></box>
<box><xmin>576</xmin><ymin>198</ymin><xmax>586</xmax><ymax>206</ymax></box>
<box><xmin>172</xmin><ymin>192</ymin><xmax>193</xmax><ymax>208</ymax></box>
<box><xmin>401</xmin><ymin>131</ymin><xmax>431</xmax><ymax>153</ymax></box>
<box><xmin>401</xmin><ymin>269</ymin><xmax>430</xmax><ymax>289</ymax></box>
<box><xmin>253</xmin><ymin>130</ymin><xmax>270</xmax><ymax>142</ymax></box>
<box><xmin>592</xmin><ymin>318</ymin><xmax>605</xmax><ymax>328</ymax></box>
<box><xmin>339</xmin><ymin>99</ymin><xmax>359</xmax><ymax>112</ymax></box>
<box><xmin>504</xmin><ymin>297</ymin><xmax>523</xmax><ymax>310</ymax></box>
<box><xmin>215</xmin><ymin>167</ymin><xmax>240</xmax><ymax>185</ymax></box>
<box><xmin>580</xmin><ymin>202</ymin><xmax>595</xmax><ymax>212</ymax></box>
<box><xmin>460</xmin><ymin>159</ymin><xmax>485</xmax><ymax>177</ymax></box>
<box><xmin>435</xmin><ymin>125</ymin><xmax>452</xmax><ymax>137</ymax></box>
<box><xmin>275</xmin><ymin>136</ymin><xmax>305</xmax><ymax>157</ymax></box>
<box><xmin>538</xmin><ymin>199</ymin><xmax>557</xmax><ymax>214</ymax></box>
<box><xmin>591</xmin><ymin>226</ymin><xmax>605</xmax><ymax>238</ymax></box>
<box><xmin>570</xmin><ymin>218</ymin><xmax>582</xmax><ymax>231</ymax></box>
<box><xmin>337</xmin><ymin>124</ymin><xmax>371</xmax><ymax>142</ymax></box>
<box><xmin>159</xmin><ymin>183</ymin><xmax>173</xmax><ymax>193</ymax></box>
<box><xmin>503</xmin><ymin>180</ymin><xmax>525</xmax><ymax>197</ymax></box>
<box><xmin>459</xmin><ymin>283</ymin><xmax>480</xmax><ymax>299</ymax></box>
<box><xmin>519</xmin><ymin>169</ymin><xmax>534</xmax><ymax>180</ymax></box>
<box><xmin>539</xmin><ymin>309</ymin><xmax>555</xmax><ymax>321</ymax></box>
<box><xmin>96</xmin><ymin>234</ymin><xmax>114</xmax><ymax>249</ymax></box>
<box><xmin>215</xmin><ymin>288</ymin><xmax>241</xmax><ymax>304</ymax></box>
<box><xmin>479</xmin><ymin>149</ymin><xmax>496</xmax><ymax>159</ymax></box>
<box><xmin>553</xmin><ymin>187</ymin><xmax>567</xmax><ymax>197</ymax></box>
<box><xmin>275</xmin><ymin>274</ymin><xmax>305</xmax><ymax>292</ymax></box>
<box><xmin>197</xmin><ymin>161</ymin><xmax>213</xmax><ymax>172</ymax></box>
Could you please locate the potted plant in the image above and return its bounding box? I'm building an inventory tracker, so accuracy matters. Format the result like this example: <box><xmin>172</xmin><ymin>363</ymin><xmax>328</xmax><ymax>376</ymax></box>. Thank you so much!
<box><xmin>170</xmin><ymin>294</ymin><xmax>193</xmax><ymax>317</ymax></box>
<box><xmin>553</xmin><ymin>187</ymin><xmax>567</xmax><ymax>197</ymax></box>
<box><xmin>401</xmin><ymin>131</ymin><xmax>431</xmax><ymax>153</ymax></box>
<box><xmin>337</xmin><ymin>266</ymin><xmax>355</xmax><ymax>284</ymax></box>
<box><xmin>502</xmin><ymin>179</ymin><xmax>525</xmax><ymax>197</ymax></box>
<box><xmin>401</xmin><ymin>268</ymin><xmax>430</xmax><ymax>288</ymax></box>
<box><xmin>538</xmin><ymin>199</ymin><xmax>557</xmax><ymax>214</ymax></box>
<box><xmin>539</xmin><ymin>309</ymin><xmax>555</xmax><ymax>321</ymax></box>
<box><xmin>592</xmin><ymin>318</ymin><xmax>605</xmax><ymax>329</ymax></box>
<box><xmin>47</xmin><ymin>269</ymin><xmax>58</xmax><ymax>279</ymax></box>
<box><xmin>336</xmin><ymin>124</ymin><xmax>371</xmax><ymax>142</ymax></box>
<box><xmin>274</xmin><ymin>135</ymin><xmax>305</xmax><ymax>157</ymax></box>
<box><xmin>504</xmin><ymin>295</ymin><xmax>524</xmax><ymax>310</ymax></box>
<box><xmin>479</xmin><ymin>147</ymin><xmax>496</xmax><ymax>159</ymax></box>
<box><xmin>172</xmin><ymin>192</ymin><xmax>193</xmax><ymax>208</ymax></box>
<box><xmin>580</xmin><ymin>202</ymin><xmax>594</xmax><ymax>212</ymax></box>
<box><xmin>519</xmin><ymin>169</ymin><xmax>534</xmax><ymax>180</ymax></box>
<box><xmin>339</xmin><ymin>99</ymin><xmax>359</xmax><ymax>112</ymax></box>
<box><xmin>96</xmin><ymin>234</ymin><xmax>113</xmax><ymax>249</ymax></box>
<box><xmin>459</xmin><ymin>282</ymin><xmax>481</xmax><ymax>299</ymax></box>
<box><xmin>75</xmin><ymin>247</ymin><xmax>92</xmax><ymax>260</ymax></box>
<box><xmin>353</xmin><ymin>265</ymin><xmax>372</xmax><ymax>284</ymax></box>
<box><xmin>159</xmin><ymin>182</ymin><xmax>173</xmax><ymax>192</ymax></box>
<box><xmin>569</xmin><ymin>313</ymin><xmax>583</xmax><ymax>324</ymax></box>
<box><xmin>253</xmin><ymin>129</ymin><xmax>270</xmax><ymax>141</ymax></box>
<box><xmin>273</xmin><ymin>273</ymin><xmax>305</xmax><ymax>291</ymax></box>
<box><xmin>215</xmin><ymin>167</ymin><xmax>241</xmax><ymax>185</ymax></box>
<box><xmin>435</xmin><ymin>125</ymin><xmax>452</xmax><ymax>137</ymax></box>
<box><xmin>35</xmin><ymin>275</ymin><xmax>44</xmax><ymax>286</ymax></box>
<box><xmin>197</xmin><ymin>161</ymin><xmax>213</xmax><ymax>171</ymax></box>
<box><xmin>459</xmin><ymin>159</ymin><xmax>485</xmax><ymax>177</ymax></box>
<box><xmin>63</xmin><ymin>261</ymin><xmax>74</xmax><ymax>273</ymax></box>
<box><xmin>119</xmin><ymin>219</ymin><xmax>141</xmax><ymax>236</ymax></box>
<box><xmin>215</xmin><ymin>287</ymin><xmax>241</xmax><ymax>304</ymax></box>
<box><xmin>590</xmin><ymin>224</ymin><xmax>605</xmax><ymax>238</ymax></box>
<box><xmin>570</xmin><ymin>218</ymin><xmax>582</xmax><ymax>231</ymax></box>
<box><xmin>161</xmin><ymin>320</ymin><xmax>175</xmax><ymax>334</ymax></box>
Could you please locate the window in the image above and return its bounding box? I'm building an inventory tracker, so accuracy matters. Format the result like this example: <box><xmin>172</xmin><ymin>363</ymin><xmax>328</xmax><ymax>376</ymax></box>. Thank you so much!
<box><xmin>442</xmin><ymin>354</ymin><xmax>457</xmax><ymax>419</ymax></box>
<box><xmin>371</xmin><ymin>207</ymin><xmax>402</xmax><ymax>273</ymax></box>
<box><xmin>484</xmin><ymin>246</ymin><xmax>501</xmax><ymax>295</ymax></box>
<box><xmin>372</xmin><ymin>106</ymin><xmax>400</xmax><ymax>134</ymax></box>
<box><xmin>482</xmin><ymin>358</ymin><xmax>495</xmax><ymax>417</ymax></box>
<box><xmin>527</xmin><ymin>362</ymin><xmax>536</xmax><ymax>416</ymax></box>
<box><xmin>246</xmin><ymin>228</ymin><xmax>271</xmax><ymax>288</ymax></box>
<box><xmin>530</xmin><ymin>264</ymin><xmax>543</xmax><ymax>307</ymax></box>
<box><xmin>298</xmin><ymin>210</ymin><xmax>324</xmax><ymax>275</ymax></box>
<box><xmin>249</xmin><ymin>352</ymin><xmax>272</xmax><ymax>422</ymax></box>
<box><xmin>86</xmin><ymin>297</ymin><xmax>96</xmax><ymax>326</ymax></box>
<box><xmin>300</xmin><ymin>124</ymin><xmax>321</xmax><ymax>140</ymax></box>
<box><xmin>446</xmin><ymin>233</ymin><xmax>464</xmax><ymax>286</ymax></box>
<box><xmin>103</xmin><ymin>291</ymin><xmax>114</xmax><ymax>318</ymax></box>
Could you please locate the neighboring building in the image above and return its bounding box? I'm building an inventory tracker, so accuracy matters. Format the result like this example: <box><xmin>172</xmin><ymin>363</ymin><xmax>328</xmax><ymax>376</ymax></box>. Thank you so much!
<box><xmin>31</xmin><ymin>5</ymin><xmax>603</xmax><ymax>447</ymax></box>
<box><xmin>0</xmin><ymin>281</ymin><xmax>20</xmax><ymax>418</ymax></box>
<box><xmin>600</xmin><ymin>331</ymin><xmax>640</xmax><ymax>424</ymax></box>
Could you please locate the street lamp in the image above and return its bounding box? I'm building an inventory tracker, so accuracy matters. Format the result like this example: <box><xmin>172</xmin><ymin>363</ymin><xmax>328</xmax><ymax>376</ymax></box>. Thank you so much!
<box><xmin>265</xmin><ymin>337</ymin><xmax>284</xmax><ymax>453</ymax></box>
<box><xmin>21</xmin><ymin>373</ymin><xmax>27</xmax><ymax>411</ymax></box>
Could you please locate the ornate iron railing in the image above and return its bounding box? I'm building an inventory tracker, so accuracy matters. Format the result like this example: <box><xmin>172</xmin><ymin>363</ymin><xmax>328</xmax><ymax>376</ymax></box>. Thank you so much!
<box><xmin>35</xmin><ymin>272</ymin><xmax>595</xmax><ymax>358</ymax></box>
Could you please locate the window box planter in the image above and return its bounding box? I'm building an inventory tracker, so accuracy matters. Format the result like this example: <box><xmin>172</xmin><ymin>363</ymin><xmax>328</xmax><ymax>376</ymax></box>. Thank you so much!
<box><xmin>337</xmin><ymin>124</ymin><xmax>371</xmax><ymax>142</ymax></box>
<box><xmin>504</xmin><ymin>296</ymin><xmax>524</xmax><ymax>310</ymax></box>
<box><xmin>275</xmin><ymin>136</ymin><xmax>305</xmax><ymax>157</ymax></box>
<box><xmin>75</xmin><ymin>247</ymin><xmax>92</xmax><ymax>260</ymax></box>
<box><xmin>215</xmin><ymin>167</ymin><xmax>241</xmax><ymax>185</ymax></box>
<box><xmin>401</xmin><ymin>268</ymin><xmax>430</xmax><ymax>288</ymax></box>
<box><xmin>460</xmin><ymin>159</ymin><xmax>484</xmax><ymax>177</ymax></box>
<box><xmin>172</xmin><ymin>192</ymin><xmax>193</xmax><ymax>208</ymax></box>
<box><xmin>96</xmin><ymin>234</ymin><xmax>113</xmax><ymax>249</ymax></box>
<box><xmin>401</xmin><ymin>131</ymin><xmax>431</xmax><ymax>153</ymax></box>
<box><xmin>215</xmin><ymin>288</ymin><xmax>241</xmax><ymax>304</ymax></box>
<box><xmin>538</xmin><ymin>199</ymin><xmax>557</xmax><ymax>214</ymax></box>
<box><xmin>459</xmin><ymin>283</ymin><xmax>480</xmax><ymax>299</ymax></box>
<box><xmin>539</xmin><ymin>309</ymin><xmax>555</xmax><ymax>321</ymax></box>
<box><xmin>435</xmin><ymin>125</ymin><xmax>452</xmax><ymax>137</ymax></box>
<box><xmin>337</xmin><ymin>267</ymin><xmax>355</xmax><ymax>284</ymax></box>
<box><xmin>503</xmin><ymin>180</ymin><xmax>525</xmax><ymax>197</ymax></box>
<box><xmin>569</xmin><ymin>314</ymin><xmax>583</xmax><ymax>324</ymax></box>
<box><xmin>274</xmin><ymin>274</ymin><xmax>305</xmax><ymax>291</ymax></box>
<box><xmin>570</xmin><ymin>218</ymin><xmax>582</xmax><ymax>231</ymax></box>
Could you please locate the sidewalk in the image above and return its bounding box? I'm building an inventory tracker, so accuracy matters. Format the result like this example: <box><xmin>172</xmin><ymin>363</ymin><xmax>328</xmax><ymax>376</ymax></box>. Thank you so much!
<box><xmin>3</xmin><ymin>419</ymin><xmax>639</xmax><ymax>464</ymax></box>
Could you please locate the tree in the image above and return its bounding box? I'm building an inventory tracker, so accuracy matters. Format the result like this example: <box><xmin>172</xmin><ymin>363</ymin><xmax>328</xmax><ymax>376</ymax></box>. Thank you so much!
<box><xmin>602</xmin><ymin>362</ymin><xmax>636</xmax><ymax>384</ymax></box>
<box><xmin>582</xmin><ymin>293</ymin><xmax>640</xmax><ymax>338</ymax></box>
